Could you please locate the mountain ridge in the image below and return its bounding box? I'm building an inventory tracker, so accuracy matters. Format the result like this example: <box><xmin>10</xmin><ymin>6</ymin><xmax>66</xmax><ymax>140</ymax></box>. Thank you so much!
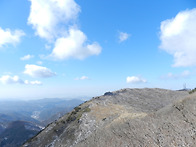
<box><xmin>22</xmin><ymin>88</ymin><xmax>196</xmax><ymax>147</ymax></box>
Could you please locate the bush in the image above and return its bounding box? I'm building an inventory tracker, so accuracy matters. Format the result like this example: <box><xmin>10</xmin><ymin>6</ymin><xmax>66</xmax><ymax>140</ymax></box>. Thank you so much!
<box><xmin>66</xmin><ymin>106</ymin><xmax>91</xmax><ymax>123</ymax></box>
<box><xmin>74</xmin><ymin>106</ymin><xmax>81</xmax><ymax>112</ymax></box>
<box><xmin>189</xmin><ymin>88</ymin><xmax>196</xmax><ymax>94</ymax></box>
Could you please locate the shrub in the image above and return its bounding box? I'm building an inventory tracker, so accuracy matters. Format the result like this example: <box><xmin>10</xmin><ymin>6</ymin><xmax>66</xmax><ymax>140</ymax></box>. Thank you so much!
<box><xmin>189</xmin><ymin>88</ymin><xmax>196</xmax><ymax>94</ymax></box>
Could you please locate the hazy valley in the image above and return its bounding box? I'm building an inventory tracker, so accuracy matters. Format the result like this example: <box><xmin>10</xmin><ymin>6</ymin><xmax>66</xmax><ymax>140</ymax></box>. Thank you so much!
<box><xmin>0</xmin><ymin>98</ymin><xmax>83</xmax><ymax>147</ymax></box>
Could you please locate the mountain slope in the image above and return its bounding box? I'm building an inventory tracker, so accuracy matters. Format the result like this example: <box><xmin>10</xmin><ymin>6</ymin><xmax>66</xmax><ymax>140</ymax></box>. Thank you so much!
<box><xmin>23</xmin><ymin>88</ymin><xmax>193</xmax><ymax>147</ymax></box>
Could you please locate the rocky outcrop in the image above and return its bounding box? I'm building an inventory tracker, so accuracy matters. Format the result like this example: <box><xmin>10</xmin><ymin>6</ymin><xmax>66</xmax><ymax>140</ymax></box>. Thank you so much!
<box><xmin>23</xmin><ymin>88</ymin><xmax>196</xmax><ymax>147</ymax></box>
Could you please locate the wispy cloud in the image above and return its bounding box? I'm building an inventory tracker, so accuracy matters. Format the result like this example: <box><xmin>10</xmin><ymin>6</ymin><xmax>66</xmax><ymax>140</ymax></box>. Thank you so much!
<box><xmin>126</xmin><ymin>76</ymin><xmax>147</xmax><ymax>84</ymax></box>
<box><xmin>24</xmin><ymin>64</ymin><xmax>56</xmax><ymax>78</ymax></box>
<box><xmin>75</xmin><ymin>76</ymin><xmax>89</xmax><ymax>80</ymax></box>
<box><xmin>0</xmin><ymin>27</ymin><xmax>25</xmax><ymax>48</ymax></box>
<box><xmin>119</xmin><ymin>32</ymin><xmax>130</xmax><ymax>42</ymax></box>
<box><xmin>20</xmin><ymin>54</ymin><xmax>34</xmax><ymax>61</ymax></box>
<box><xmin>36</xmin><ymin>61</ymin><xmax>43</xmax><ymax>65</ymax></box>
<box><xmin>0</xmin><ymin>75</ymin><xmax>42</xmax><ymax>85</ymax></box>
<box><xmin>45</xmin><ymin>44</ymin><xmax>51</xmax><ymax>50</ymax></box>
<box><xmin>24</xmin><ymin>80</ymin><xmax>42</xmax><ymax>85</ymax></box>
<box><xmin>159</xmin><ymin>8</ymin><xmax>196</xmax><ymax>67</ymax></box>
<box><xmin>161</xmin><ymin>70</ymin><xmax>191</xmax><ymax>79</ymax></box>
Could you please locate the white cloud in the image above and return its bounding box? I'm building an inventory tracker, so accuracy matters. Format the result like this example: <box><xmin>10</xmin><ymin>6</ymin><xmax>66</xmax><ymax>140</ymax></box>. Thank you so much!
<box><xmin>161</xmin><ymin>70</ymin><xmax>191</xmax><ymax>79</ymax></box>
<box><xmin>75</xmin><ymin>76</ymin><xmax>89</xmax><ymax>80</ymax></box>
<box><xmin>0</xmin><ymin>27</ymin><xmax>25</xmax><ymax>47</ymax></box>
<box><xmin>119</xmin><ymin>32</ymin><xmax>130</xmax><ymax>42</ymax></box>
<box><xmin>24</xmin><ymin>64</ymin><xmax>56</xmax><ymax>78</ymax></box>
<box><xmin>28</xmin><ymin>0</ymin><xmax>102</xmax><ymax>60</ymax></box>
<box><xmin>20</xmin><ymin>54</ymin><xmax>34</xmax><ymax>60</ymax></box>
<box><xmin>28</xmin><ymin>0</ymin><xmax>80</xmax><ymax>40</ymax></box>
<box><xmin>159</xmin><ymin>8</ymin><xmax>196</xmax><ymax>67</ymax></box>
<box><xmin>0</xmin><ymin>75</ymin><xmax>42</xmax><ymax>85</ymax></box>
<box><xmin>126</xmin><ymin>76</ymin><xmax>147</xmax><ymax>84</ymax></box>
<box><xmin>50</xmin><ymin>28</ymin><xmax>102</xmax><ymax>60</ymax></box>
<box><xmin>0</xmin><ymin>75</ymin><xmax>23</xmax><ymax>84</ymax></box>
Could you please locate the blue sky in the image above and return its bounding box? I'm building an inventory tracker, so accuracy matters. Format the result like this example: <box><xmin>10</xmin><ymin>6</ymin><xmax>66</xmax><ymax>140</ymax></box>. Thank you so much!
<box><xmin>0</xmin><ymin>0</ymin><xmax>196</xmax><ymax>99</ymax></box>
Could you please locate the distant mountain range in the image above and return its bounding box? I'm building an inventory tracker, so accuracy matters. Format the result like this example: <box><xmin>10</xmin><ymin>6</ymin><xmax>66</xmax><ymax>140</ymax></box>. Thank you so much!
<box><xmin>0</xmin><ymin>98</ymin><xmax>83</xmax><ymax>147</ymax></box>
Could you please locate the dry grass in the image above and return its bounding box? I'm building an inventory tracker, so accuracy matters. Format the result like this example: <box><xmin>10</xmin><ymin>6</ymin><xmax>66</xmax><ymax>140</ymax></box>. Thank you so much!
<box><xmin>90</xmin><ymin>103</ymin><xmax>147</xmax><ymax>126</ymax></box>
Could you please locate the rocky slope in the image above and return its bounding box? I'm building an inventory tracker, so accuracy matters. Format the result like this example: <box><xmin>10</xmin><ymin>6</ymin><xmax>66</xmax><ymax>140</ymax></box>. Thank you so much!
<box><xmin>23</xmin><ymin>88</ymin><xmax>196</xmax><ymax>147</ymax></box>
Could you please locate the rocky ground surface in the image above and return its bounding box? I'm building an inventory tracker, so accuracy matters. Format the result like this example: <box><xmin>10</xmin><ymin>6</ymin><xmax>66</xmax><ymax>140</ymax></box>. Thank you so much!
<box><xmin>22</xmin><ymin>88</ymin><xmax>196</xmax><ymax>147</ymax></box>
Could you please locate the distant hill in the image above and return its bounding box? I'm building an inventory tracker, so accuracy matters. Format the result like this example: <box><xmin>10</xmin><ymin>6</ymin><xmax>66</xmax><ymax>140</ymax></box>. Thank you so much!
<box><xmin>0</xmin><ymin>98</ymin><xmax>83</xmax><ymax>125</ymax></box>
<box><xmin>0</xmin><ymin>121</ymin><xmax>42</xmax><ymax>147</ymax></box>
<box><xmin>0</xmin><ymin>98</ymin><xmax>83</xmax><ymax>147</ymax></box>
<box><xmin>22</xmin><ymin>88</ymin><xmax>196</xmax><ymax>147</ymax></box>
<box><xmin>0</xmin><ymin>125</ymin><xmax>4</xmax><ymax>135</ymax></box>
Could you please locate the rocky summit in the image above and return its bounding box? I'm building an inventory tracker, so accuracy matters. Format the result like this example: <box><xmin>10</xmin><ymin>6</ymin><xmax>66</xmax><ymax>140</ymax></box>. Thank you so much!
<box><xmin>23</xmin><ymin>88</ymin><xmax>196</xmax><ymax>147</ymax></box>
